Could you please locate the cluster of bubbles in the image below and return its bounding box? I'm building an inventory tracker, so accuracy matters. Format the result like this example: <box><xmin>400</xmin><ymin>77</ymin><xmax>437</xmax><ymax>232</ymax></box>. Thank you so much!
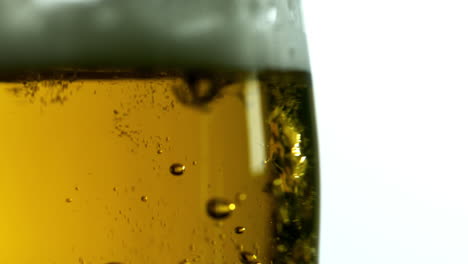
<box><xmin>204</xmin><ymin>195</ymin><xmax>264</xmax><ymax>263</ymax></box>
<box><xmin>64</xmin><ymin>147</ymin><xmax>260</xmax><ymax>263</ymax></box>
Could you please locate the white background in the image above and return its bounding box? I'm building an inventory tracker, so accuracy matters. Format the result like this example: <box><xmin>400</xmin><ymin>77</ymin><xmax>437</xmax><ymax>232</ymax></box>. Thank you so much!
<box><xmin>302</xmin><ymin>1</ymin><xmax>468</xmax><ymax>263</ymax></box>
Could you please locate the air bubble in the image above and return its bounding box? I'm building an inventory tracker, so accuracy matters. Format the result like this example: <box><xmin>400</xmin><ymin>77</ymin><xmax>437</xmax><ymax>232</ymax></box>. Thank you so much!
<box><xmin>170</xmin><ymin>163</ymin><xmax>186</xmax><ymax>176</ymax></box>
<box><xmin>236</xmin><ymin>192</ymin><xmax>247</xmax><ymax>202</ymax></box>
<box><xmin>141</xmin><ymin>195</ymin><xmax>148</xmax><ymax>202</ymax></box>
<box><xmin>240</xmin><ymin>251</ymin><xmax>259</xmax><ymax>264</ymax></box>
<box><xmin>236</xmin><ymin>244</ymin><xmax>245</xmax><ymax>251</ymax></box>
<box><xmin>235</xmin><ymin>226</ymin><xmax>246</xmax><ymax>234</ymax></box>
<box><xmin>65</xmin><ymin>198</ymin><xmax>73</xmax><ymax>203</ymax></box>
<box><xmin>206</xmin><ymin>198</ymin><xmax>236</xmax><ymax>219</ymax></box>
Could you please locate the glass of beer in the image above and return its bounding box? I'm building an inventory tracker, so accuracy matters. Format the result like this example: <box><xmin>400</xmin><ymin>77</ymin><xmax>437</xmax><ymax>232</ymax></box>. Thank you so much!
<box><xmin>0</xmin><ymin>0</ymin><xmax>319</xmax><ymax>263</ymax></box>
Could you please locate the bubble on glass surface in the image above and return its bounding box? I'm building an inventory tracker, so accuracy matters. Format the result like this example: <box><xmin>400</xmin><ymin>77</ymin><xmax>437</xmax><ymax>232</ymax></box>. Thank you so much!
<box><xmin>236</xmin><ymin>244</ymin><xmax>245</xmax><ymax>251</ymax></box>
<box><xmin>235</xmin><ymin>192</ymin><xmax>247</xmax><ymax>203</ymax></box>
<box><xmin>189</xmin><ymin>244</ymin><xmax>196</xmax><ymax>251</ymax></box>
<box><xmin>206</xmin><ymin>198</ymin><xmax>236</xmax><ymax>219</ymax></box>
<box><xmin>240</xmin><ymin>251</ymin><xmax>260</xmax><ymax>264</ymax></box>
<box><xmin>235</xmin><ymin>226</ymin><xmax>246</xmax><ymax>234</ymax></box>
<box><xmin>180</xmin><ymin>259</ymin><xmax>192</xmax><ymax>264</ymax></box>
<box><xmin>170</xmin><ymin>163</ymin><xmax>186</xmax><ymax>176</ymax></box>
<box><xmin>172</xmin><ymin>72</ymin><xmax>230</xmax><ymax>108</ymax></box>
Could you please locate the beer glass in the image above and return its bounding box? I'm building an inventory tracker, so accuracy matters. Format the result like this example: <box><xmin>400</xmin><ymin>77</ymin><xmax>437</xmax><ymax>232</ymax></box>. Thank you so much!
<box><xmin>0</xmin><ymin>0</ymin><xmax>319</xmax><ymax>263</ymax></box>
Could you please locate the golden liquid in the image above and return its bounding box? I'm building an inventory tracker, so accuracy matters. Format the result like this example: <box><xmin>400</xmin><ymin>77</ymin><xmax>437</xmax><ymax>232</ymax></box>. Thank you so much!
<box><xmin>0</xmin><ymin>70</ymin><xmax>319</xmax><ymax>264</ymax></box>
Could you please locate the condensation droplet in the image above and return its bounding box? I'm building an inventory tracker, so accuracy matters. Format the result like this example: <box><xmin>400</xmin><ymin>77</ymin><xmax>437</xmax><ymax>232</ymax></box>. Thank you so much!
<box><xmin>65</xmin><ymin>198</ymin><xmax>73</xmax><ymax>203</ymax></box>
<box><xmin>141</xmin><ymin>195</ymin><xmax>148</xmax><ymax>202</ymax></box>
<box><xmin>235</xmin><ymin>226</ymin><xmax>246</xmax><ymax>234</ymax></box>
<box><xmin>206</xmin><ymin>198</ymin><xmax>236</xmax><ymax>219</ymax></box>
<box><xmin>170</xmin><ymin>163</ymin><xmax>186</xmax><ymax>176</ymax></box>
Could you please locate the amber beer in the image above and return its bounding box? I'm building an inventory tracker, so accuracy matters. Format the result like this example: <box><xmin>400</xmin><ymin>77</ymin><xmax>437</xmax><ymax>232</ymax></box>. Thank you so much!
<box><xmin>0</xmin><ymin>69</ymin><xmax>318</xmax><ymax>264</ymax></box>
<box><xmin>0</xmin><ymin>0</ymin><xmax>318</xmax><ymax>263</ymax></box>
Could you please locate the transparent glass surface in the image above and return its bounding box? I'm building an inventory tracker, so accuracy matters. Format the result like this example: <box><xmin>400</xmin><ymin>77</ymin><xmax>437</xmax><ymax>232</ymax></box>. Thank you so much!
<box><xmin>0</xmin><ymin>1</ymin><xmax>319</xmax><ymax>264</ymax></box>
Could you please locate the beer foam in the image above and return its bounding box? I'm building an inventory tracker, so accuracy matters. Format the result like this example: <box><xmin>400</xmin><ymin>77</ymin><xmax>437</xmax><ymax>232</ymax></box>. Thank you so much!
<box><xmin>0</xmin><ymin>0</ymin><xmax>310</xmax><ymax>71</ymax></box>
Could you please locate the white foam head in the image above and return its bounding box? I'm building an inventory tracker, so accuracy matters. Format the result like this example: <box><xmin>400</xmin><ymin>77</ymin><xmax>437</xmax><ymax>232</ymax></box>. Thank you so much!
<box><xmin>0</xmin><ymin>0</ymin><xmax>310</xmax><ymax>71</ymax></box>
